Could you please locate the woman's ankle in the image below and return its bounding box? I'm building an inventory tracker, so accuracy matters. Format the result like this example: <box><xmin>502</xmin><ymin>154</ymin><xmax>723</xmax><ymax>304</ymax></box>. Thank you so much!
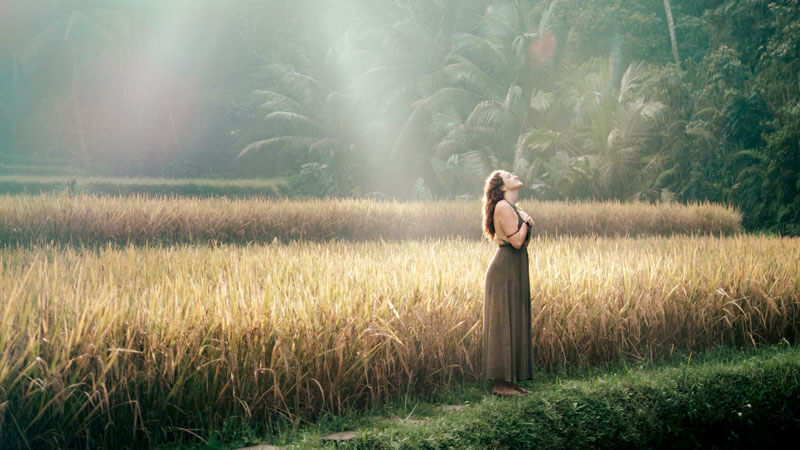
<box><xmin>493</xmin><ymin>378</ymin><xmax>510</xmax><ymax>389</ymax></box>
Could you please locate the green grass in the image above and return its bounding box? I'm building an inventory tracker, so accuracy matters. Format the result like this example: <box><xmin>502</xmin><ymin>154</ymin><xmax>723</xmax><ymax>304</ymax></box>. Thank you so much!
<box><xmin>186</xmin><ymin>343</ymin><xmax>800</xmax><ymax>450</ymax></box>
<box><xmin>0</xmin><ymin>175</ymin><xmax>289</xmax><ymax>198</ymax></box>
<box><xmin>0</xmin><ymin>164</ymin><xmax>77</xmax><ymax>177</ymax></box>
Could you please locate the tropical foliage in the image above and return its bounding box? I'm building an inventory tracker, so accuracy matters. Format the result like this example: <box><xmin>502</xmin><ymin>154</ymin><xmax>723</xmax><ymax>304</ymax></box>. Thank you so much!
<box><xmin>1</xmin><ymin>0</ymin><xmax>798</xmax><ymax>233</ymax></box>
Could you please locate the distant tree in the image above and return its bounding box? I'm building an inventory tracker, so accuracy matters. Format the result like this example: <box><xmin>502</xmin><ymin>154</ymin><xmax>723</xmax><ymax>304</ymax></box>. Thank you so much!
<box><xmin>750</xmin><ymin>0</ymin><xmax>800</xmax><ymax>233</ymax></box>
<box><xmin>17</xmin><ymin>4</ymin><xmax>128</xmax><ymax>168</ymax></box>
<box><xmin>704</xmin><ymin>0</ymin><xmax>776</xmax><ymax>70</ymax></box>
<box><xmin>640</xmin><ymin>65</ymin><xmax>719</xmax><ymax>203</ymax></box>
<box><xmin>349</xmin><ymin>0</ymin><xmax>491</xmax><ymax>196</ymax></box>
<box><xmin>236</xmin><ymin>64</ymin><xmax>356</xmax><ymax>194</ymax></box>
<box><xmin>417</xmin><ymin>1</ymin><xmax>559</xmax><ymax>195</ymax></box>
<box><xmin>761</xmin><ymin>104</ymin><xmax>800</xmax><ymax>234</ymax></box>
<box><xmin>517</xmin><ymin>59</ymin><xmax>667</xmax><ymax>201</ymax></box>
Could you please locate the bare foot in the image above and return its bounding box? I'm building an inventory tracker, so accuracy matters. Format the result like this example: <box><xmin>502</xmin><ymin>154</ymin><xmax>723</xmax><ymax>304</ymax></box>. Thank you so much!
<box><xmin>491</xmin><ymin>380</ymin><xmax>524</xmax><ymax>397</ymax></box>
<box><xmin>492</xmin><ymin>385</ymin><xmax>523</xmax><ymax>397</ymax></box>
<box><xmin>511</xmin><ymin>383</ymin><xmax>530</xmax><ymax>394</ymax></box>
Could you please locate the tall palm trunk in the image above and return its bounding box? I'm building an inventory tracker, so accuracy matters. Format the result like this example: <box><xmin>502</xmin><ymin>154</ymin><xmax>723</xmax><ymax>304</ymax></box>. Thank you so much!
<box><xmin>663</xmin><ymin>0</ymin><xmax>680</xmax><ymax>67</ymax></box>
<box><xmin>71</xmin><ymin>54</ymin><xmax>89</xmax><ymax>169</ymax></box>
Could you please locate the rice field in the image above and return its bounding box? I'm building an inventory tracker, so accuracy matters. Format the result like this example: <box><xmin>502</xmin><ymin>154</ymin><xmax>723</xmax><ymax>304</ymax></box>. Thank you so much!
<box><xmin>2</xmin><ymin>234</ymin><xmax>799</xmax><ymax>447</ymax></box>
<box><xmin>0</xmin><ymin>194</ymin><xmax>741</xmax><ymax>246</ymax></box>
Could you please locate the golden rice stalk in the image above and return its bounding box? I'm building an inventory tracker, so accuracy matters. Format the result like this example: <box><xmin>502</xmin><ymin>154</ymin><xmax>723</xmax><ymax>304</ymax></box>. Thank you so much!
<box><xmin>0</xmin><ymin>194</ymin><xmax>741</xmax><ymax>246</ymax></box>
<box><xmin>1</xmin><ymin>235</ymin><xmax>796</xmax><ymax>446</ymax></box>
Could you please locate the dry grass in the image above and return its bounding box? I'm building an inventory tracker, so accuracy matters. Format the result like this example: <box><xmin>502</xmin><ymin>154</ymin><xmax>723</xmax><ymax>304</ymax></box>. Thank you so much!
<box><xmin>0</xmin><ymin>194</ymin><xmax>741</xmax><ymax>246</ymax></box>
<box><xmin>1</xmin><ymin>235</ymin><xmax>797</xmax><ymax>447</ymax></box>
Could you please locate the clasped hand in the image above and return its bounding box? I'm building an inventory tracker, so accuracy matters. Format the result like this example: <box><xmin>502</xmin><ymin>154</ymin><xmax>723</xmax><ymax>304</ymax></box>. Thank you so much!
<box><xmin>518</xmin><ymin>210</ymin><xmax>534</xmax><ymax>226</ymax></box>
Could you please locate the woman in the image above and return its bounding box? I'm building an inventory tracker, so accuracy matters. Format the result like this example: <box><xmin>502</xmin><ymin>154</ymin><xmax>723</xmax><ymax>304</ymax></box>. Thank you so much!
<box><xmin>481</xmin><ymin>170</ymin><xmax>534</xmax><ymax>397</ymax></box>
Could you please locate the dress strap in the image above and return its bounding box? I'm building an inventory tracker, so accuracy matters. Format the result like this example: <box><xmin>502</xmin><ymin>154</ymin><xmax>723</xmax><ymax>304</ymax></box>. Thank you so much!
<box><xmin>509</xmin><ymin>203</ymin><xmax>523</xmax><ymax>224</ymax></box>
<box><xmin>496</xmin><ymin>201</ymin><xmax>524</xmax><ymax>247</ymax></box>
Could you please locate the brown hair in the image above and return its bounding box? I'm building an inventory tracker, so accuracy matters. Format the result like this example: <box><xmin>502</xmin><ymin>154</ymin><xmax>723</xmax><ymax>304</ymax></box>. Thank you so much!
<box><xmin>482</xmin><ymin>170</ymin><xmax>505</xmax><ymax>240</ymax></box>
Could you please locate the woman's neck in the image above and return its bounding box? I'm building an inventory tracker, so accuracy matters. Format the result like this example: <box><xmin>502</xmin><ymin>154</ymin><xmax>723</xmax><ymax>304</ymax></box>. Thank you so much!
<box><xmin>503</xmin><ymin>190</ymin><xmax>519</xmax><ymax>205</ymax></box>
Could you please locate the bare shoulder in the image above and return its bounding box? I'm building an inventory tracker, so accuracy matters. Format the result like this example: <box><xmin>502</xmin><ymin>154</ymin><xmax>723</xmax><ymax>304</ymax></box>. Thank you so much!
<box><xmin>494</xmin><ymin>199</ymin><xmax>515</xmax><ymax>218</ymax></box>
<box><xmin>495</xmin><ymin>199</ymin><xmax>511</xmax><ymax>212</ymax></box>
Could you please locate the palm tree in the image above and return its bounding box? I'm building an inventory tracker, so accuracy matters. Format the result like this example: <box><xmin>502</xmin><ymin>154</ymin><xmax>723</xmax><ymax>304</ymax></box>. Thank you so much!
<box><xmin>237</xmin><ymin>63</ymin><xmax>358</xmax><ymax>194</ymax></box>
<box><xmin>643</xmin><ymin>66</ymin><xmax>718</xmax><ymax>202</ymax></box>
<box><xmin>236</xmin><ymin>0</ymin><xmax>474</xmax><ymax>195</ymax></box>
<box><xmin>344</xmin><ymin>0</ymin><xmax>491</xmax><ymax>196</ymax></box>
<box><xmin>516</xmin><ymin>59</ymin><xmax>667</xmax><ymax>200</ymax></box>
<box><xmin>17</xmin><ymin>5</ymin><xmax>128</xmax><ymax>168</ymax></box>
<box><xmin>416</xmin><ymin>1</ymin><xmax>560</xmax><ymax>195</ymax></box>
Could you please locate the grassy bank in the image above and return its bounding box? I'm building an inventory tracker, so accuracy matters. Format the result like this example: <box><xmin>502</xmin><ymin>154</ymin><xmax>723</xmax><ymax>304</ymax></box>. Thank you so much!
<box><xmin>0</xmin><ymin>175</ymin><xmax>289</xmax><ymax>198</ymax></box>
<box><xmin>0</xmin><ymin>164</ymin><xmax>77</xmax><ymax>177</ymax></box>
<box><xmin>272</xmin><ymin>344</ymin><xmax>798</xmax><ymax>450</ymax></box>
<box><xmin>0</xmin><ymin>194</ymin><xmax>741</xmax><ymax>246</ymax></box>
<box><xmin>1</xmin><ymin>236</ymin><xmax>797</xmax><ymax>447</ymax></box>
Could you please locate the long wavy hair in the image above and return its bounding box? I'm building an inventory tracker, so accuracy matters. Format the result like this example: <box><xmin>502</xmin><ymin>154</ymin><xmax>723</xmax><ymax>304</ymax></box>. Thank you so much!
<box><xmin>482</xmin><ymin>170</ymin><xmax>505</xmax><ymax>240</ymax></box>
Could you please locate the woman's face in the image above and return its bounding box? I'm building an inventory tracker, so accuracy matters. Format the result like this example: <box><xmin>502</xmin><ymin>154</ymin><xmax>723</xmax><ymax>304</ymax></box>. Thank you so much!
<box><xmin>500</xmin><ymin>171</ymin><xmax>523</xmax><ymax>191</ymax></box>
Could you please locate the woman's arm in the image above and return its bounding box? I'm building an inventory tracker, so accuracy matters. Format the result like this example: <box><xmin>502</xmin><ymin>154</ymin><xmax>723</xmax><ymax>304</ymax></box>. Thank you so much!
<box><xmin>495</xmin><ymin>201</ymin><xmax>527</xmax><ymax>249</ymax></box>
<box><xmin>518</xmin><ymin>209</ymin><xmax>534</xmax><ymax>227</ymax></box>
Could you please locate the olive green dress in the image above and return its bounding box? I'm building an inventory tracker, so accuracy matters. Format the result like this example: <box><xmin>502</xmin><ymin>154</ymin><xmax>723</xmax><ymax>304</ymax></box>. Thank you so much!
<box><xmin>483</xmin><ymin>203</ymin><xmax>533</xmax><ymax>382</ymax></box>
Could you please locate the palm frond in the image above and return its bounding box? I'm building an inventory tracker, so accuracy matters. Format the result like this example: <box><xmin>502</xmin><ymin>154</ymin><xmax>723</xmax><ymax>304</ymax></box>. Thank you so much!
<box><xmin>19</xmin><ymin>8</ymin><xmax>125</xmax><ymax>73</ymax></box>
<box><xmin>434</xmin><ymin>138</ymin><xmax>460</xmax><ymax>158</ymax></box>
<box><xmin>429</xmin><ymin>106</ymin><xmax>465</xmax><ymax>138</ymax></box>
<box><xmin>308</xmin><ymin>137</ymin><xmax>342</xmax><ymax>159</ymax></box>
<box><xmin>517</xmin><ymin>129</ymin><xmax>579</xmax><ymax>156</ymax></box>
<box><xmin>465</xmin><ymin>100</ymin><xmax>513</xmax><ymax>129</ymax></box>
<box><xmin>390</xmin><ymin>105</ymin><xmax>429</xmax><ymax>158</ymax></box>
<box><xmin>383</xmin><ymin>85</ymin><xmax>414</xmax><ymax>113</ymax></box>
<box><xmin>538</xmin><ymin>1</ymin><xmax>556</xmax><ymax>35</ymax></box>
<box><xmin>443</xmin><ymin>56</ymin><xmax>506</xmax><ymax>100</ymax></box>
<box><xmin>451</xmin><ymin>33</ymin><xmax>511</xmax><ymax>77</ymax></box>
<box><xmin>639</xmin><ymin>101</ymin><xmax>665</xmax><ymax>120</ymax></box>
<box><xmin>483</xmin><ymin>2</ymin><xmax>523</xmax><ymax>43</ymax></box>
<box><xmin>684</xmin><ymin>122</ymin><xmax>716</xmax><ymax>146</ymax></box>
<box><xmin>618</xmin><ymin>61</ymin><xmax>648</xmax><ymax>103</ymax></box>
<box><xmin>417</xmin><ymin>87</ymin><xmax>484</xmax><ymax>117</ymax></box>
<box><xmin>462</xmin><ymin>149</ymin><xmax>498</xmax><ymax>179</ymax></box>
<box><xmin>690</xmin><ymin>107</ymin><xmax>717</xmax><ymax>121</ymax></box>
<box><xmin>606</xmin><ymin>127</ymin><xmax>622</xmax><ymax>150</ymax></box>
<box><xmin>324</xmin><ymin>91</ymin><xmax>349</xmax><ymax>112</ymax></box>
<box><xmin>654</xmin><ymin>164</ymin><xmax>679</xmax><ymax>187</ymax></box>
<box><xmin>19</xmin><ymin>21</ymin><xmax>63</xmax><ymax>73</ymax></box>
<box><xmin>529</xmin><ymin>90</ymin><xmax>555</xmax><ymax>112</ymax></box>
<box><xmin>621</xmin><ymin>98</ymin><xmax>663</xmax><ymax>137</ymax></box>
<box><xmin>253</xmin><ymin>90</ymin><xmax>304</xmax><ymax>114</ymax></box>
<box><xmin>731</xmin><ymin>149</ymin><xmax>769</xmax><ymax>163</ymax></box>
<box><xmin>348</xmin><ymin>64</ymin><xmax>409</xmax><ymax>96</ymax></box>
<box><xmin>276</xmin><ymin>71</ymin><xmax>320</xmax><ymax>107</ymax></box>
<box><xmin>237</xmin><ymin>136</ymin><xmax>318</xmax><ymax>159</ymax></box>
<box><xmin>504</xmin><ymin>84</ymin><xmax>524</xmax><ymax>111</ymax></box>
<box><xmin>259</xmin><ymin>111</ymin><xmax>325</xmax><ymax>137</ymax></box>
